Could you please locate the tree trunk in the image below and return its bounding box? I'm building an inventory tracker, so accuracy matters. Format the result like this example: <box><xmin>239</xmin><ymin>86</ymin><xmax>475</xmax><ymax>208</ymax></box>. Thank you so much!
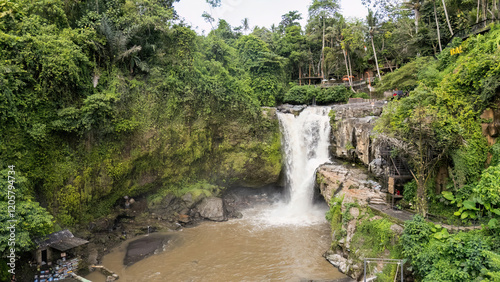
<box><xmin>416</xmin><ymin>173</ymin><xmax>427</xmax><ymax>217</ymax></box>
<box><xmin>483</xmin><ymin>0</ymin><xmax>487</xmax><ymax>20</ymax></box>
<box><xmin>347</xmin><ymin>51</ymin><xmax>354</xmax><ymax>88</ymax></box>
<box><xmin>415</xmin><ymin>8</ymin><xmax>420</xmax><ymax>33</ymax></box>
<box><xmin>371</xmin><ymin>34</ymin><xmax>382</xmax><ymax>80</ymax></box>
<box><xmin>441</xmin><ymin>0</ymin><xmax>454</xmax><ymax>35</ymax></box>
<box><xmin>477</xmin><ymin>0</ymin><xmax>481</xmax><ymax>23</ymax></box>
<box><xmin>494</xmin><ymin>0</ymin><xmax>500</xmax><ymax>19</ymax></box>
<box><xmin>434</xmin><ymin>1</ymin><xmax>443</xmax><ymax>52</ymax></box>
<box><xmin>342</xmin><ymin>49</ymin><xmax>353</xmax><ymax>90</ymax></box>
<box><xmin>385</xmin><ymin>57</ymin><xmax>394</xmax><ymax>72</ymax></box>
<box><xmin>498</xmin><ymin>0</ymin><xmax>500</xmax><ymax>19</ymax></box>
<box><xmin>322</xmin><ymin>17</ymin><xmax>325</xmax><ymax>80</ymax></box>
<box><xmin>492</xmin><ymin>0</ymin><xmax>498</xmax><ymax>20</ymax></box>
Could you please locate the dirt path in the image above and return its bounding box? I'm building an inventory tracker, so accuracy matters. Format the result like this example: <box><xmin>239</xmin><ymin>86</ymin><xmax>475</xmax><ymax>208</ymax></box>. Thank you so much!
<box><xmin>369</xmin><ymin>204</ymin><xmax>481</xmax><ymax>231</ymax></box>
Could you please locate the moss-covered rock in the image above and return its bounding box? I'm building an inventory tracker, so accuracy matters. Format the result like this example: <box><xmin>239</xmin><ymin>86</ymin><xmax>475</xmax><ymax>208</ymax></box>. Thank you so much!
<box><xmin>41</xmin><ymin>107</ymin><xmax>281</xmax><ymax>225</ymax></box>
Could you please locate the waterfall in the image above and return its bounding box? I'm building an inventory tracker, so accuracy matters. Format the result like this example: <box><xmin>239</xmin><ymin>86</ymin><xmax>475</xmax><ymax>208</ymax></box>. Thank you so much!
<box><xmin>278</xmin><ymin>107</ymin><xmax>332</xmax><ymax>211</ymax></box>
<box><xmin>253</xmin><ymin>106</ymin><xmax>332</xmax><ymax>226</ymax></box>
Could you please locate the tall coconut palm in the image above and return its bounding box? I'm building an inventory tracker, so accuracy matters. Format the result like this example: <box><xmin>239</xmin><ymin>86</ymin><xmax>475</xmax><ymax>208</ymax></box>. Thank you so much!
<box><xmin>367</xmin><ymin>9</ymin><xmax>382</xmax><ymax>80</ymax></box>
<box><xmin>241</xmin><ymin>18</ymin><xmax>249</xmax><ymax>34</ymax></box>
<box><xmin>403</xmin><ymin>0</ymin><xmax>424</xmax><ymax>33</ymax></box>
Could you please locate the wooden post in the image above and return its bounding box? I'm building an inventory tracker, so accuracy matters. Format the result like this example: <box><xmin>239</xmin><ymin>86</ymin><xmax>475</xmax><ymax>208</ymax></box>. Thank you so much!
<box><xmin>299</xmin><ymin>67</ymin><xmax>302</xmax><ymax>86</ymax></box>
<box><xmin>309</xmin><ymin>64</ymin><xmax>311</xmax><ymax>85</ymax></box>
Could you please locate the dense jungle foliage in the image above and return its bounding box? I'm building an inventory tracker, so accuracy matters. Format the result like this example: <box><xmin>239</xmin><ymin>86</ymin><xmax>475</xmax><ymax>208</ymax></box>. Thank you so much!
<box><xmin>1</xmin><ymin>0</ymin><xmax>500</xmax><ymax>279</ymax></box>
<box><xmin>374</xmin><ymin>23</ymin><xmax>500</xmax><ymax>281</ymax></box>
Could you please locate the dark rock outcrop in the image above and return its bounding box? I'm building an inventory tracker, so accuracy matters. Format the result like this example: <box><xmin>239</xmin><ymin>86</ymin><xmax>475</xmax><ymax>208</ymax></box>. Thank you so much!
<box><xmin>123</xmin><ymin>234</ymin><xmax>172</xmax><ymax>266</ymax></box>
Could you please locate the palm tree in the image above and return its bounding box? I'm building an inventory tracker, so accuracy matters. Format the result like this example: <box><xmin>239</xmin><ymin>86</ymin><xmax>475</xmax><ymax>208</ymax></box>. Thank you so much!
<box><xmin>309</xmin><ymin>0</ymin><xmax>340</xmax><ymax>79</ymax></box>
<box><xmin>241</xmin><ymin>18</ymin><xmax>249</xmax><ymax>34</ymax></box>
<box><xmin>403</xmin><ymin>0</ymin><xmax>424</xmax><ymax>33</ymax></box>
<box><xmin>95</xmin><ymin>16</ymin><xmax>143</xmax><ymax>73</ymax></box>
<box><xmin>367</xmin><ymin>10</ymin><xmax>382</xmax><ymax>80</ymax></box>
<box><xmin>202</xmin><ymin>11</ymin><xmax>215</xmax><ymax>30</ymax></box>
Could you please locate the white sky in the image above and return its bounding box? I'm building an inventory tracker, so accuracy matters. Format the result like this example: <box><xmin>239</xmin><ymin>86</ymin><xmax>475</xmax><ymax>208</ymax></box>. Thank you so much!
<box><xmin>174</xmin><ymin>0</ymin><xmax>368</xmax><ymax>35</ymax></box>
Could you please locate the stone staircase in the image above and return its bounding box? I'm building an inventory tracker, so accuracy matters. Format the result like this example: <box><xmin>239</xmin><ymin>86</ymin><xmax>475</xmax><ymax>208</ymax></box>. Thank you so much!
<box><xmin>368</xmin><ymin>194</ymin><xmax>387</xmax><ymax>205</ymax></box>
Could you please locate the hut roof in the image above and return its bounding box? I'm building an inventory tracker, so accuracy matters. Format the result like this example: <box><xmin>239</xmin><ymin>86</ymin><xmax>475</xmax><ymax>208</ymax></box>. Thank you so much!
<box><xmin>36</xmin><ymin>229</ymin><xmax>88</xmax><ymax>252</ymax></box>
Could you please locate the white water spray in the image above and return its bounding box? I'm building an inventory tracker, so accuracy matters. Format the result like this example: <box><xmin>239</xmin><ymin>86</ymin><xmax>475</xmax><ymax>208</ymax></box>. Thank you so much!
<box><xmin>250</xmin><ymin>106</ymin><xmax>332</xmax><ymax>226</ymax></box>
<box><xmin>279</xmin><ymin>107</ymin><xmax>332</xmax><ymax>210</ymax></box>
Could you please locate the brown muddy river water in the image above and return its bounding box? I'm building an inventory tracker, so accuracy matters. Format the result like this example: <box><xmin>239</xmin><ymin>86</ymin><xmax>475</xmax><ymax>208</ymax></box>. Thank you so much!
<box><xmin>85</xmin><ymin>203</ymin><xmax>345</xmax><ymax>282</ymax></box>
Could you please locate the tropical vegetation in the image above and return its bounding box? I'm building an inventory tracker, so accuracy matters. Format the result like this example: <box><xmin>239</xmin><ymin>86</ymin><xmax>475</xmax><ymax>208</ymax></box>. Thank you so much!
<box><xmin>1</xmin><ymin>0</ymin><xmax>500</xmax><ymax>280</ymax></box>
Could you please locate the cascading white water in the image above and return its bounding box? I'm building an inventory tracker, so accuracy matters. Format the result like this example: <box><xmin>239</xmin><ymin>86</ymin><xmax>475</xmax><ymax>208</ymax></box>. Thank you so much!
<box><xmin>279</xmin><ymin>106</ymin><xmax>332</xmax><ymax>211</ymax></box>
<box><xmin>251</xmin><ymin>106</ymin><xmax>333</xmax><ymax>226</ymax></box>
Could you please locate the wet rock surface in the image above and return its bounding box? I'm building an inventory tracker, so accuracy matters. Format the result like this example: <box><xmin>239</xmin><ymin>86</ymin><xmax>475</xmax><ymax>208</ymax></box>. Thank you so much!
<box><xmin>75</xmin><ymin>185</ymin><xmax>285</xmax><ymax>274</ymax></box>
<box><xmin>317</xmin><ymin>162</ymin><xmax>399</xmax><ymax>280</ymax></box>
<box><xmin>317</xmin><ymin>162</ymin><xmax>384</xmax><ymax>205</ymax></box>
<box><xmin>277</xmin><ymin>104</ymin><xmax>307</xmax><ymax>115</ymax></box>
<box><xmin>324</xmin><ymin>251</ymin><xmax>349</xmax><ymax>274</ymax></box>
<box><xmin>123</xmin><ymin>234</ymin><xmax>173</xmax><ymax>266</ymax></box>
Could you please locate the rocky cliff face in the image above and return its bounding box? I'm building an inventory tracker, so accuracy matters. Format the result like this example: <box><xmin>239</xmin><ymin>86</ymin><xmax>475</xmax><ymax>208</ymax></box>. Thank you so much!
<box><xmin>317</xmin><ymin>163</ymin><xmax>402</xmax><ymax>280</ymax></box>
<box><xmin>317</xmin><ymin>101</ymin><xmax>405</xmax><ymax>280</ymax></box>
<box><xmin>481</xmin><ymin>101</ymin><xmax>500</xmax><ymax>147</ymax></box>
<box><xmin>329</xmin><ymin>101</ymin><xmax>386</xmax><ymax>177</ymax></box>
<box><xmin>317</xmin><ymin>164</ymin><xmax>384</xmax><ymax>205</ymax></box>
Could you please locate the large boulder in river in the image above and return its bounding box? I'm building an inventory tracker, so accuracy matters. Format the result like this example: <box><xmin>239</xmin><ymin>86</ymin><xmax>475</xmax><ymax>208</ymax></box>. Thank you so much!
<box><xmin>124</xmin><ymin>234</ymin><xmax>172</xmax><ymax>266</ymax></box>
<box><xmin>196</xmin><ymin>197</ymin><xmax>226</xmax><ymax>221</ymax></box>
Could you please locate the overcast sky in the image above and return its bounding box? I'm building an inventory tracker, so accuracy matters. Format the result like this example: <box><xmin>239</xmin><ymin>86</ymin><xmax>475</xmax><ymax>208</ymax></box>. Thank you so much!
<box><xmin>174</xmin><ymin>0</ymin><xmax>368</xmax><ymax>35</ymax></box>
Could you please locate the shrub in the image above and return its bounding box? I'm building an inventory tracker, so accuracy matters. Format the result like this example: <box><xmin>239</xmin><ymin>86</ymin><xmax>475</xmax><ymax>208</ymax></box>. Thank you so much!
<box><xmin>283</xmin><ymin>85</ymin><xmax>350</xmax><ymax>105</ymax></box>
<box><xmin>352</xmin><ymin>92</ymin><xmax>369</xmax><ymax>99</ymax></box>
<box><xmin>316</xmin><ymin>85</ymin><xmax>349</xmax><ymax>104</ymax></box>
<box><xmin>402</xmin><ymin>215</ymin><xmax>494</xmax><ymax>281</ymax></box>
<box><xmin>283</xmin><ymin>85</ymin><xmax>313</xmax><ymax>104</ymax></box>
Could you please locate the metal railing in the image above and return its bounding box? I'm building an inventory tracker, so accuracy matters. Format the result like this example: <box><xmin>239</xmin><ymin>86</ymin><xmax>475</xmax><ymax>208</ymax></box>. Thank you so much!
<box><xmin>320</xmin><ymin>77</ymin><xmax>375</xmax><ymax>88</ymax></box>
<box><xmin>444</xmin><ymin>19</ymin><xmax>498</xmax><ymax>46</ymax></box>
<box><xmin>364</xmin><ymin>258</ymin><xmax>404</xmax><ymax>282</ymax></box>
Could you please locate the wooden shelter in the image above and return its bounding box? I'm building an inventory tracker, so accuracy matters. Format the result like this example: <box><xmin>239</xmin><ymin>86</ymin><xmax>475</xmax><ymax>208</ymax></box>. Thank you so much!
<box><xmin>35</xmin><ymin>229</ymin><xmax>88</xmax><ymax>265</ymax></box>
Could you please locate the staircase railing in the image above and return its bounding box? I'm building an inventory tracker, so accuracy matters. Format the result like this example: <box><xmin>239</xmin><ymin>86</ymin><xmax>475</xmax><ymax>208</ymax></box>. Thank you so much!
<box><xmin>444</xmin><ymin>19</ymin><xmax>498</xmax><ymax>47</ymax></box>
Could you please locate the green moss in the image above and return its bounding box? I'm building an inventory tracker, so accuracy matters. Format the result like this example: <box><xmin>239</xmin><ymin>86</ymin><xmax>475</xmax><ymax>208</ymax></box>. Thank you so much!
<box><xmin>328</xmin><ymin>110</ymin><xmax>337</xmax><ymax>130</ymax></box>
<box><xmin>348</xmin><ymin>216</ymin><xmax>402</xmax><ymax>276</ymax></box>
<box><xmin>345</xmin><ymin>142</ymin><xmax>355</xmax><ymax>151</ymax></box>
<box><xmin>326</xmin><ymin>195</ymin><xmax>344</xmax><ymax>246</ymax></box>
<box><xmin>49</xmin><ymin>105</ymin><xmax>281</xmax><ymax>225</ymax></box>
